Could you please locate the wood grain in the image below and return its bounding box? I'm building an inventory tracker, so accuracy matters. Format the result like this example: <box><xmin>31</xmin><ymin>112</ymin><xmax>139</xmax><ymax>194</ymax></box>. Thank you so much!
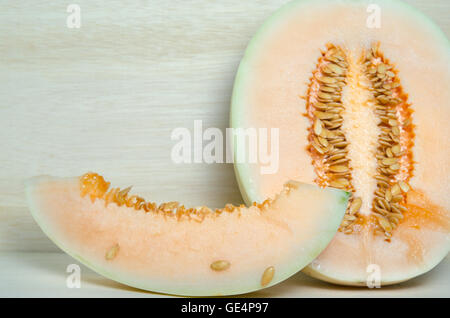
<box><xmin>0</xmin><ymin>252</ymin><xmax>448</xmax><ymax>297</ymax></box>
<box><xmin>0</xmin><ymin>0</ymin><xmax>449</xmax><ymax>252</ymax></box>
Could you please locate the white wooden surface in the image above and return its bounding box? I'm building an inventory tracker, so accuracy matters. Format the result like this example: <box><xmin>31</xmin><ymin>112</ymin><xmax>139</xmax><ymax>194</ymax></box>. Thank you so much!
<box><xmin>0</xmin><ymin>0</ymin><xmax>449</xmax><ymax>297</ymax></box>
<box><xmin>0</xmin><ymin>252</ymin><xmax>448</xmax><ymax>297</ymax></box>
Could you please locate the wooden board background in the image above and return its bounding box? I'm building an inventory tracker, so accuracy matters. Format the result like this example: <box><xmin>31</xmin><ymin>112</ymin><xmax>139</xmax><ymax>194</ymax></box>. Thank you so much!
<box><xmin>0</xmin><ymin>0</ymin><xmax>449</xmax><ymax>252</ymax></box>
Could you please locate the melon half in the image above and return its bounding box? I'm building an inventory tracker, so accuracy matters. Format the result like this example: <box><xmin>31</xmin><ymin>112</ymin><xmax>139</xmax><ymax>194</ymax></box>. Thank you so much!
<box><xmin>26</xmin><ymin>173</ymin><xmax>349</xmax><ymax>296</ymax></box>
<box><xmin>231</xmin><ymin>0</ymin><xmax>450</xmax><ymax>285</ymax></box>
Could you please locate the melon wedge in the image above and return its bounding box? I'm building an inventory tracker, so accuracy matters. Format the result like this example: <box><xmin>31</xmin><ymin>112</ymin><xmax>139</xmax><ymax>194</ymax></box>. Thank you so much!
<box><xmin>231</xmin><ymin>0</ymin><xmax>450</xmax><ymax>285</ymax></box>
<box><xmin>25</xmin><ymin>173</ymin><xmax>349</xmax><ymax>296</ymax></box>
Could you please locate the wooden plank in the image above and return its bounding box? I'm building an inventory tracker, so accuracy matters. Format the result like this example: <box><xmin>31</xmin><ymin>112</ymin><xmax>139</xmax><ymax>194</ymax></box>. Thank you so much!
<box><xmin>0</xmin><ymin>252</ymin><xmax>448</xmax><ymax>297</ymax></box>
<box><xmin>0</xmin><ymin>0</ymin><xmax>448</xmax><ymax>251</ymax></box>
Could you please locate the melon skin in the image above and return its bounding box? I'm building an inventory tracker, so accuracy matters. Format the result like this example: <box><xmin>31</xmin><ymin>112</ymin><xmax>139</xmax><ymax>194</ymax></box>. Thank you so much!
<box><xmin>25</xmin><ymin>175</ymin><xmax>349</xmax><ymax>296</ymax></box>
<box><xmin>231</xmin><ymin>0</ymin><xmax>450</xmax><ymax>286</ymax></box>
<box><xmin>302</xmin><ymin>231</ymin><xmax>450</xmax><ymax>286</ymax></box>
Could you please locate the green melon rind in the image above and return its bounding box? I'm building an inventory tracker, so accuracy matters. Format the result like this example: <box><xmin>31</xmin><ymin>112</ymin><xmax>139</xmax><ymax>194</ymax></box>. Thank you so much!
<box><xmin>302</xmin><ymin>246</ymin><xmax>450</xmax><ymax>286</ymax></box>
<box><xmin>230</xmin><ymin>0</ymin><xmax>450</xmax><ymax>285</ymax></box>
<box><xmin>230</xmin><ymin>0</ymin><xmax>302</xmax><ymax>205</ymax></box>
<box><xmin>25</xmin><ymin>176</ymin><xmax>349</xmax><ymax>296</ymax></box>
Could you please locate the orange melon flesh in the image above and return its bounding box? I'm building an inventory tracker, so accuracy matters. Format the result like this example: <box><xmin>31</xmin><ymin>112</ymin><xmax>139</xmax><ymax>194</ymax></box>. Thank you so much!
<box><xmin>25</xmin><ymin>174</ymin><xmax>349</xmax><ymax>296</ymax></box>
<box><xmin>231</xmin><ymin>0</ymin><xmax>450</xmax><ymax>285</ymax></box>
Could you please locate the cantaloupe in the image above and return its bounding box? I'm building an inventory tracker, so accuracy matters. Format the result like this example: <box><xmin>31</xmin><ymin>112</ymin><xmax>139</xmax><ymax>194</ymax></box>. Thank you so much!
<box><xmin>25</xmin><ymin>172</ymin><xmax>349</xmax><ymax>296</ymax></box>
<box><xmin>231</xmin><ymin>0</ymin><xmax>450</xmax><ymax>285</ymax></box>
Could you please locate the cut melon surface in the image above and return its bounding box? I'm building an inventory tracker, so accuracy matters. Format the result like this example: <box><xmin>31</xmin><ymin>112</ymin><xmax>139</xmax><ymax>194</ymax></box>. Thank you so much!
<box><xmin>231</xmin><ymin>0</ymin><xmax>450</xmax><ymax>285</ymax></box>
<box><xmin>25</xmin><ymin>173</ymin><xmax>349</xmax><ymax>296</ymax></box>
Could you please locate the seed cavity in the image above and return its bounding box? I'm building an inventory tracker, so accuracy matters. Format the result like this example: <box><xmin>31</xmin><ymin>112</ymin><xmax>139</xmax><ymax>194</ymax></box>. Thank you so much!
<box><xmin>105</xmin><ymin>243</ymin><xmax>120</xmax><ymax>261</ymax></box>
<box><xmin>306</xmin><ymin>43</ymin><xmax>414</xmax><ymax>239</ymax></box>
<box><xmin>306</xmin><ymin>44</ymin><xmax>361</xmax><ymax>233</ymax></box>
<box><xmin>261</xmin><ymin>266</ymin><xmax>275</xmax><ymax>287</ymax></box>
<box><xmin>80</xmin><ymin>172</ymin><xmax>278</xmax><ymax>223</ymax></box>
<box><xmin>210</xmin><ymin>260</ymin><xmax>231</xmax><ymax>272</ymax></box>
<box><xmin>363</xmin><ymin>43</ymin><xmax>414</xmax><ymax>240</ymax></box>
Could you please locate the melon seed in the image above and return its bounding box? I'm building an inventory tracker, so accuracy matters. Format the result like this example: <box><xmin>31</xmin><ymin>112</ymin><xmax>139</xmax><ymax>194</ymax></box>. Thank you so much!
<box><xmin>329</xmin><ymin>165</ymin><xmax>349</xmax><ymax>173</ymax></box>
<box><xmin>314</xmin><ymin>111</ymin><xmax>335</xmax><ymax>120</ymax></box>
<box><xmin>349</xmin><ymin>197</ymin><xmax>362</xmax><ymax>214</ymax></box>
<box><xmin>210</xmin><ymin>260</ymin><xmax>231</xmax><ymax>271</ymax></box>
<box><xmin>313</xmin><ymin>119</ymin><xmax>323</xmax><ymax>136</ymax></box>
<box><xmin>386</xmin><ymin>71</ymin><xmax>395</xmax><ymax>77</ymax></box>
<box><xmin>386</xmin><ymin>148</ymin><xmax>393</xmax><ymax>158</ymax></box>
<box><xmin>388</xmin><ymin>119</ymin><xmax>398</xmax><ymax>126</ymax></box>
<box><xmin>377</xmin><ymin>197</ymin><xmax>390</xmax><ymax>211</ymax></box>
<box><xmin>374</xmin><ymin>205</ymin><xmax>389</xmax><ymax>216</ymax></box>
<box><xmin>314</xmin><ymin>102</ymin><xmax>329</xmax><ymax>110</ymax></box>
<box><xmin>261</xmin><ymin>266</ymin><xmax>275</xmax><ymax>287</ymax></box>
<box><xmin>118</xmin><ymin>186</ymin><xmax>132</xmax><ymax>197</ymax></box>
<box><xmin>391</xmin><ymin>145</ymin><xmax>401</xmax><ymax>155</ymax></box>
<box><xmin>391</xmin><ymin>184</ymin><xmax>401</xmax><ymax>196</ymax></box>
<box><xmin>331</xmin><ymin>158</ymin><xmax>350</xmax><ymax>165</ymax></box>
<box><xmin>393</xmin><ymin>203</ymin><xmax>407</xmax><ymax>213</ymax></box>
<box><xmin>385</xmin><ymin>188</ymin><xmax>392</xmax><ymax>202</ymax></box>
<box><xmin>329</xmin><ymin>178</ymin><xmax>350</xmax><ymax>189</ymax></box>
<box><xmin>376</xmin><ymin>214</ymin><xmax>392</xmax><ymax>232</ymax></box>
<box><xmin>391</xmin><ymin>195</ymin><xmax>403</xmax><ymax>203</ymax></box>
<box><xmin>399</xmin><ymin>181</ymin><xmax>410</xmax><ymax>193</ymax></box>
<box><xmin>327</xmin><ymin>63</ymin><xmax>345</xmax><ymax>75</ymax></box>
<box><xmin>312</xmin><ymin>140</ymin><xmax>326</xmax><ymax>154</ymax></box>
<box><xmin>392</xmin><ymin>126</ymin><xmax>400</xmax><ymax>136</ymax></box>
<box><xmin>382</xmin><ymin>157</ymin><xmax>398</xmax><ymax>165</ymax></box>
<box><xmin>105</xmin><ymin>243</ymin><xmax>120</xmax><ymax>260</ymax></box>
<box><xmin>328</xmin><ymin>153</ymin><xmax>346</xmax><ymax>161</ymax></box>
<box><xmin>318</xmin><ymin>76</ymin><xmax>336</xmax><ymax>84</ymax></box>
<box><xmin>377</xmin><ymin>63</ymin><xmax>386</xmax><ymax>74</ymax></box>
<box><xmin>318</xmin><ymin>136</ymin><xmax>329</xmax><ymax>147</ymax></box>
